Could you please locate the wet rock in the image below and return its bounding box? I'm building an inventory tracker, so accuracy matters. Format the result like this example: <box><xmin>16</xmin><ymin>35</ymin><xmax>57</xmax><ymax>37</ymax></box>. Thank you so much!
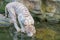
<box><xmin>0</xmin><ymin>14</ymin><xmax>10</xmax><ymax>27</ymax></box>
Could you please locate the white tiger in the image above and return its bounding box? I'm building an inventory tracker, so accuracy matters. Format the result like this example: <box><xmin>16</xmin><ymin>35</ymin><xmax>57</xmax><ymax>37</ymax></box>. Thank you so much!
<box><xmin>5</xmin><ymin>2</ymin><xmax>36</xmax><ymax>37</ymax></box>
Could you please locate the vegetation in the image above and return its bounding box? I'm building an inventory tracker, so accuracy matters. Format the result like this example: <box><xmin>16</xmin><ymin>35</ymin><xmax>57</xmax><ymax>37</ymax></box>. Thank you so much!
<box><xmin>0</xmin><ymin>0</ymin><xmax>8</xmax><ymax>13</ymax></box>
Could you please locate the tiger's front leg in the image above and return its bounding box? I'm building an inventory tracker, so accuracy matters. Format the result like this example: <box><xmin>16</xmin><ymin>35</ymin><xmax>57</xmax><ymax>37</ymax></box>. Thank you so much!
<box><xmin>12</xmin><ymin>17</ymin><xmax>21</xmax><ymax>32</ymax></box>
<box><xmin>8</xmin><ymin>8</ymin><xmax>21</xmax><ymax>32</ymax></box>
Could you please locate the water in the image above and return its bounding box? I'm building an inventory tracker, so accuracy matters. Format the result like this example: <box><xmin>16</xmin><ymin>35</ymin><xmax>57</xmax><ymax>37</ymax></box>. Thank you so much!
<box><xmin>0</xmin><ymin>21</ymin><xmax>60</xmax><ymax>40</ymax></box>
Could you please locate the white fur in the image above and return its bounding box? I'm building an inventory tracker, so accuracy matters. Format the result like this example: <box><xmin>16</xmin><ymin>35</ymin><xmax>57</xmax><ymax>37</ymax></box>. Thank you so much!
<box><xmin>5</xmin><ymin>2</ymin><xmax>36</xmax><ymax>37</ymax></box>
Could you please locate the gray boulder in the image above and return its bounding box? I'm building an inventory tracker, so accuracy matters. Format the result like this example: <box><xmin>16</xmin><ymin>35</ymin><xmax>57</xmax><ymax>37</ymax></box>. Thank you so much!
<box><xmin>0</xmin><ymin>14</ymin><xmax>10</xmax><ymax>27</ymax></box>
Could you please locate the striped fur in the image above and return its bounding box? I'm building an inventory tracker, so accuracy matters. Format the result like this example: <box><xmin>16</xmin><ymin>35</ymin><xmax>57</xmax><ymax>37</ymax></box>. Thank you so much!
<box><xmin>5</xmin><ymin>2</ymin><xmax>36</xmax><ymax>37</ymax></box>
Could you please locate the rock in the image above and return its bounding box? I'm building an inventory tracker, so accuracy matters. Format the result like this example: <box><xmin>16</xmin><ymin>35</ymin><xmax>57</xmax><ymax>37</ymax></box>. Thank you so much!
<box><xmin>46</xmin><ymin>17</ymin><xmax>60</xmax><ymax>24</ymax></box>
<box><xmin>0</xmin><ymin>14</ymin><xmax>10</xmax><ymax>27</ymax></box>
<box><xmin>45</xmin><ymin>1</ymin><xmax>60</xmax><ymax>23</ymax></box>
<box><xmin>53</xmin><ymin>0</ymin><xmax>60</xmax><ymax>1</ymax></box>
<box><xmin>0</xmin><ymin>14</ymin><xmax>6</xmax><ymax>18</ymax></box>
